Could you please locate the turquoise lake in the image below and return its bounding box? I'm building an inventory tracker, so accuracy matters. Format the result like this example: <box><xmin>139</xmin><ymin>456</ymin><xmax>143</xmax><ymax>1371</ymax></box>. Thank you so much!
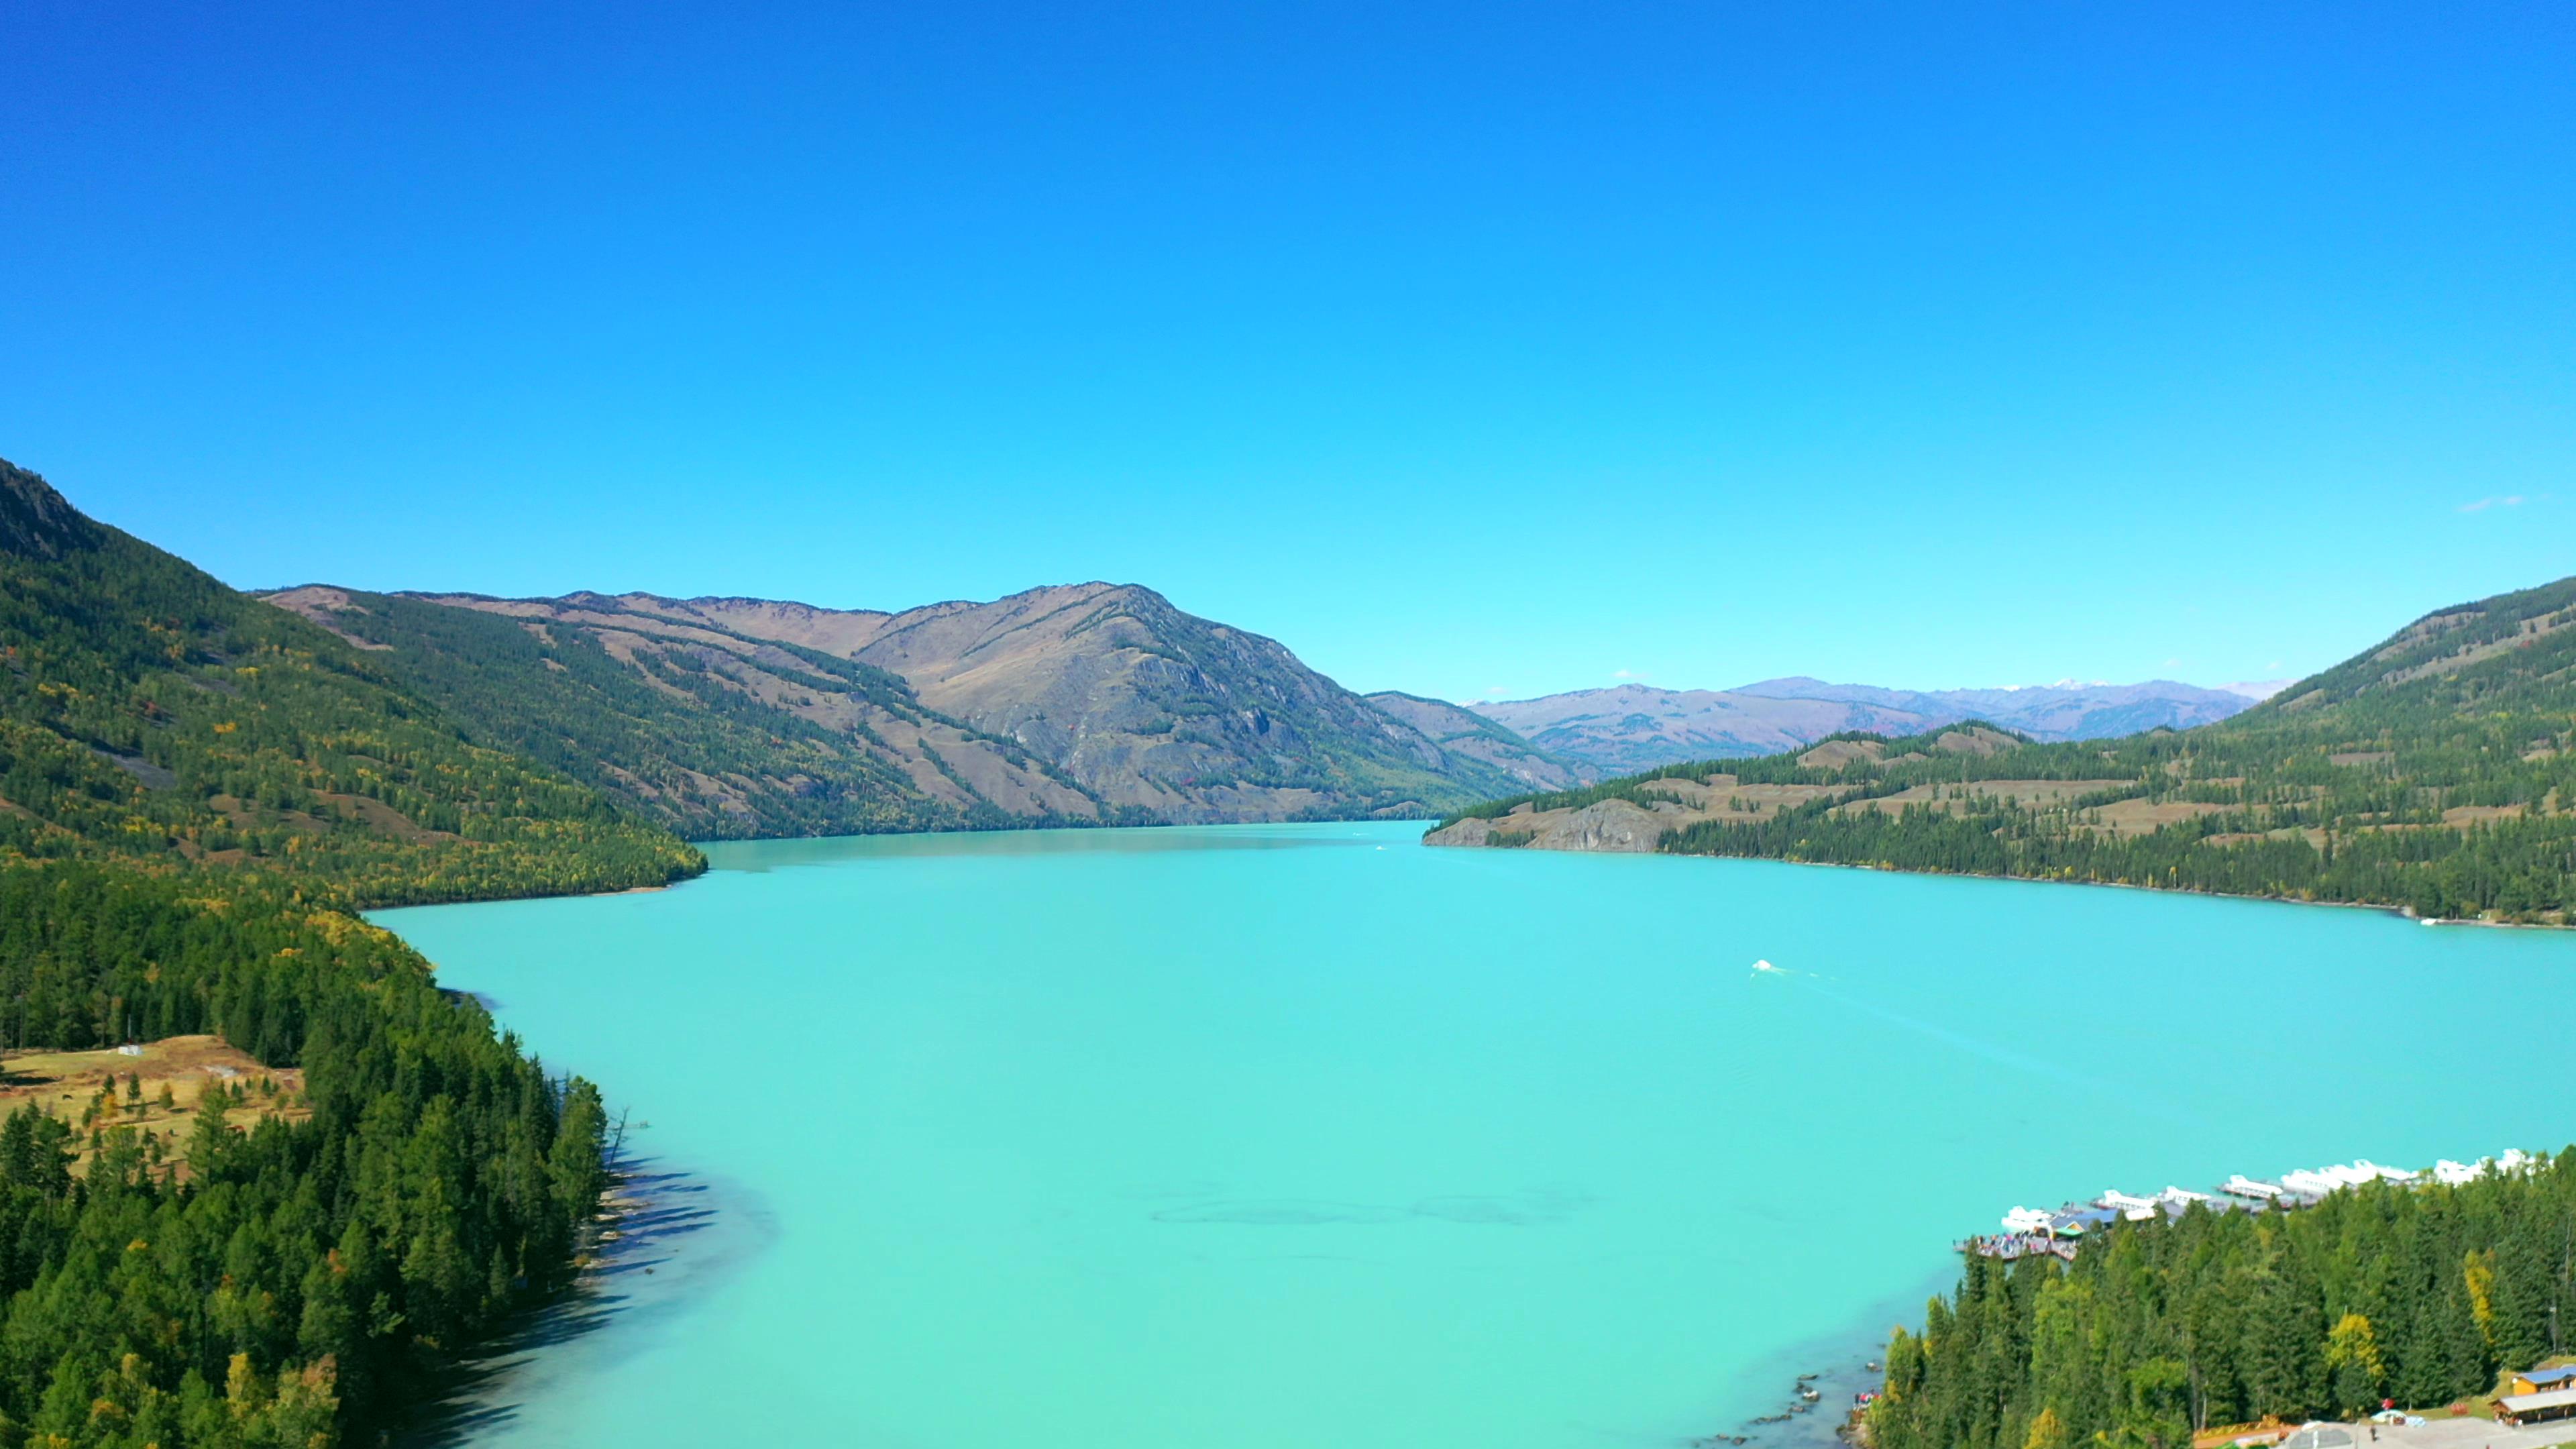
<box><xmin>372</xmin><ymin>822</ymin><xmax>2575</xmax><ymax>1448</ymax></box>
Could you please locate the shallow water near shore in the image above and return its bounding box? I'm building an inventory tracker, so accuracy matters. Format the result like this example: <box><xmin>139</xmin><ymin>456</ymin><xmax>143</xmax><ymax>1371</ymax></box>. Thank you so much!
<box><xmin>372</xmin><ymin>822</ymin><xmax>2576</xmax><ymax>1448</ymax></box>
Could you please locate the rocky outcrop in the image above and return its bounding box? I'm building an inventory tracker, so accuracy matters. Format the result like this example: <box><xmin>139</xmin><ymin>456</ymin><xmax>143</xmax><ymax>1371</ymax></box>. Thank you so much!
<box><xmin>1421</xmin><ymin>818</ymin><xmax>1496</xmax><ymax>847</ymax></box>
<box><xmin>1424</xmin><ymin>797</ymin><xmax>1684</xmax><ymax>853</ymax></box>
<box><xmin>0</xmin><ymin>459</ymin><xmax>104</xmax><ymax>559</ymax></box>
<box><xmin>1538</xmin><ymin>799</ymin><xmax>1675</xmax><ymax>851</ymax></box>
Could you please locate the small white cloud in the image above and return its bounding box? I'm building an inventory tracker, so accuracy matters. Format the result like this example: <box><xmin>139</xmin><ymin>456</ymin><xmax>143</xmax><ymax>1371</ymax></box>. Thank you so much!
<box><xmin>2163</xmin><ymin>657</ymin><xmax>2180</xmax><ymax>667</ymax></box>
<box><xmin>2267</xmin><ymin>660</ymin><xmax>2283</xmax><ymax>671</ymax></box>
<box><xmin>2460</xmin><ymin>495</ymin><xmax>2527</xmax><ymax>513</ymax></box>
<box><xmin>1613</xmin><ymin>668</ymin><xmax>1648</xmax><ymax>681</ymax></box>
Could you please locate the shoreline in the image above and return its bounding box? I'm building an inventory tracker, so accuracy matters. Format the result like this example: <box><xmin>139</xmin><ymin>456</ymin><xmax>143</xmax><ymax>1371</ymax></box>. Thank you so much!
<box><xmin>1688</xmin><ymin>1268</ymin><xmax>1951</xmax><ymax>1449</ymax></box>
<box><xmin>388</xmin><ymin>1150</ymin><xmax>763</xmax><ymax>1446</ymax></box>
<box><xmin>1426</xmin><ymin>830</ymin><xmax>2572</xmax><ymax>932</ymax></box>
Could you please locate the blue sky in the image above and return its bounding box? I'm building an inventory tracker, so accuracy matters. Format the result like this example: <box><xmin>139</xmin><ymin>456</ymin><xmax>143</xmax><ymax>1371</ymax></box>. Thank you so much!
<box><xmin>3</xmin><ymin>2</ymin><xmax>2568</xmax><ymax>702</ymax></box>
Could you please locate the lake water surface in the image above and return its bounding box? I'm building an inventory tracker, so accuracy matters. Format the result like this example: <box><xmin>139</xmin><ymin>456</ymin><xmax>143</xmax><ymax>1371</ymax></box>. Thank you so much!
<box><xmin>372</xmin><ymin>822</ymin><xmax>2575</xmax><ymax>1448</ymax></box>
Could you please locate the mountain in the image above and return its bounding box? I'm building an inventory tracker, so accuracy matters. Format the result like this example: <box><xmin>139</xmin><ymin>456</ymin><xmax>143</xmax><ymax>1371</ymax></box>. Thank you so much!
<box><xmin>0</xmin><ymin>460</ymin><xmax>700</xmax><ymax>904</ymax></box>
<box><xmin>0</xmin><ymin>455</ymin><xmax>682</xmax><ymax>1443</ymax></box>
<box><xmin>1357</xmin><ymin>692</ymin><xmax>1592</xmax><ymax>791</ymax></box>
<box><xmin>1470</xmin><ymin>677</ymin><xmax>2257</xmax><ymax>774</ymax></box>
<box><xmin>1430</xmin><ymin>576</ymin><xmax>2576</xmax><ymax>924</ymax></box>
<box><xmin>1421</xmin><ymin>725</ymin><xmax>2029</xmax><ymax>854</ymax></box>
<box><xmin>1733</xmin><ymin>676</ymin><xmax>2263</xmax><ymax>741</ymax></box>
<box><xmin>260</xmin><ymin>585</ymin><xmax>1121</xmax><ymax>839</ymax></box>
<box><xmin>263</xmin><ymin>584</ymin><xmax>1566</xmax><ymax>828</ymax></box>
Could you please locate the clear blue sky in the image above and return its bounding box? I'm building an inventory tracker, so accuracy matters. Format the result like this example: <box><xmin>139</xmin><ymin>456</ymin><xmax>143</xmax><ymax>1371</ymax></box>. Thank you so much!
<box><xmin>3</xmin><ymin>2</ymin><xmax>2568</xmax><ymax>702</ymax></box>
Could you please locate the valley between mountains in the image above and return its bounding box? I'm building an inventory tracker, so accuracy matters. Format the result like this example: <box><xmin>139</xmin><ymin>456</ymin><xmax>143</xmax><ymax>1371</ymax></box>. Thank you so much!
<box><xmin>259</xmin><ymin>583</ymin><xmax>1583</xmax><ymax>831</ymax></box>
<box><xmin>252</xmin><ymin>585</ymin><xmax>2291</xmax><ymax>840</ymax></box>
<box><xmin>1430</xmin><ymin>580</ymin><xmax>2576</xmax><ymax>925</ymax></box>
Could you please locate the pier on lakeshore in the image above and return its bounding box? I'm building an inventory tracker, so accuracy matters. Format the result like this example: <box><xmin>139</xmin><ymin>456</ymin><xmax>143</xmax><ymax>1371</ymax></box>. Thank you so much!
<box><xmin>1965</xmin><ymin>1150</ymin><xmax>2545</xmax><ymax>1260</ymax></box>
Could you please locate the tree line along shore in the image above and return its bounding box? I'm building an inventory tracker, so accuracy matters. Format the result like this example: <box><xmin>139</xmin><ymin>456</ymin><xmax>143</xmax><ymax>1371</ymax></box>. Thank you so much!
<box><xmin>1430</xmin><ymin>576</ymin><xmax>2576</xmax><ymax>926</ymax></box>
<box><xmin>1870</xmin><ymin>1148</ymin><xmax>2576</xmax><ymax>1449</ymax></box>
<box><xmin>1</xmin><ymin>457</ymin><xmax>704</xmax><ymax>1447</ymax></box>
<box><xmin>7</xmin><ymin>440</ymin><xmax>2573</xmax><ymax>1448</ymax></box>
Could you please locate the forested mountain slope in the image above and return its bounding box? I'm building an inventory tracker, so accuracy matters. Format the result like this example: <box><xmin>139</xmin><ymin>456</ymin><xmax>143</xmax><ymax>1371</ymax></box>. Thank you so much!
<box><xmin>0</xmin><ymin>458</ymin><xmax>693</xmax><ymax>1445</ymax></box>
<box><xmin>288</xmin><ymin>584</ymin><xmax>1560</xmax><ymax>824</ymax></box>
<box><xmin>1356</xmin><ymin>691</ymin><xmax>1591</xmax><ymax>791</ymax></box>
<box><xmin>1430</xmin><ymin>577</ymin><xmax>2576</xmax><ymax>923</ymax></box>
<box><xmin>262</xmin><ymin>586</ymin><xmax>1122</xmax><ymax>839</ymax></box>
<box><xmin>1</xmin><ymin>466</ymin><xmax>698</xmax><ymax>902</ymax></box>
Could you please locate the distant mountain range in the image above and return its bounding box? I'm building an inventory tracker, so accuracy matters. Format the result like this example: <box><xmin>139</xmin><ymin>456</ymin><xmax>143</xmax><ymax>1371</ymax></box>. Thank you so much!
<box><xmin>0</xmin><ymin>451</ymin><xmax>2328</xmax><ymax>847</ymax></box>
<box><xmin>260</xmin><ymin>580</ymin><xmax>2288</xmax><ymax>830</ymax></box>
<box><xmin>1429</xmin><ymin>576</ymin><xmax>2576</xmax><ymax>924</ymax></box>
<box><xmin>1468</xmin><ymin>677</ymin><xmax>2271</xmax><ymax>775</ymax></box>
<box><xmin>264</xmin><ymin>583</ymin><xmax>1584</xmax><ymax>833</ymax></box>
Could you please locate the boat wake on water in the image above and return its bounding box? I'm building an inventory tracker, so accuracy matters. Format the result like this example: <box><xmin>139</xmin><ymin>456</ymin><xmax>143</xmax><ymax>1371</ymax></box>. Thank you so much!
<box><xmin>1743</xmin><ymin>958</ymin><xmax>2187</xmax><ymax>1121</ymax></box>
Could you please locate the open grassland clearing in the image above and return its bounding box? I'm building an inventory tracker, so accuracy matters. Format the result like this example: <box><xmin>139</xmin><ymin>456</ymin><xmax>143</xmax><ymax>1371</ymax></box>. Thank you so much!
<box><xmin>2076</xmin><ymin>796</ymin><xmax>2237</xmax><ymax>836</ymax></box>
<box><xmin>0</xmin><ymin>1034</ymin><xmax>305</xmax><ymax>1179</ymax></box>
<box><xmin>1830</xmin><ymin>778</ymin><xmax>2129</xmax><ymax>818</ymax></box>
<box><xmin>1632</xmin><ymin>773</ymin><xmax>1851</xmax><ymax>820</ymax></box>
<box><xmin>1425</xmin><ymin>771</ymin><xmax>1866</xmax><ymax>850</ymax></box>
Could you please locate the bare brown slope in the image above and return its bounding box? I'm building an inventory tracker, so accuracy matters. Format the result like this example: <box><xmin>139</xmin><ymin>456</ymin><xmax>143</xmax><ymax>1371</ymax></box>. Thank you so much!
<box><xmin>298</xmin><ymin>584</ymin><xmax>1556</xmax><ymax>826</ymax></box>
<box><xmin>640</xmin><ymin>584</ymin><xmax>1553</xmax><ymax>821</ymax></box>
<box><xmin>264</xmin><ymin>586</ymin><xmax>1104</xmax><ymax>837</ymax></box>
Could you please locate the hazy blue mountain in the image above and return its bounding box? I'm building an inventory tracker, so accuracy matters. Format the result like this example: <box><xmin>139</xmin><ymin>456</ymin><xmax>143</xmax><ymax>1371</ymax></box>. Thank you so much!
<box><xmin>1733</xmin><ymin>676</ymin><xmax>2261</xmax><ymax>741</ymax></box>
<box><xmin>1472</xmin><ymin>677</ymin><xmax>2259</xmax><ymax>774</ymax></box>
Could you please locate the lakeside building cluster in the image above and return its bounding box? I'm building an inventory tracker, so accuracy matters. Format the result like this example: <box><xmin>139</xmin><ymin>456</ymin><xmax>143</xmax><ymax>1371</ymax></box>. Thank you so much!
<box><xmin>1955</xmin><ymin>1149</ymin><xmax>2576</xmax><ymax>1432</ymax></box>
<box><xmin>1964</xmin><ymin>1150</ymin><xmax>2546</xmax><ymax>1265</ymax></box>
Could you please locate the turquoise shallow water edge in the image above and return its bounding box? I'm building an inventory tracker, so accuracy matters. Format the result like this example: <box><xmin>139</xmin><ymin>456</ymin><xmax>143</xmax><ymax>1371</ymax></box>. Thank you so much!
<box><xmin>370</xmin><ymin>822</ymin><xmax>2576</xmax><ymax>1448</ymax></box>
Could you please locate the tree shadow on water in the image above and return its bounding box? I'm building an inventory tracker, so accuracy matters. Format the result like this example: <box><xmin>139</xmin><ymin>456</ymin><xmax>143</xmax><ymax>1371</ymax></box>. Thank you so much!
<box><xmin>392</xmin><ymin>1156</ymin><xmax>772</xmax><ymax>1447</ymax></box>
<box><xmin>1686</xmin><ymin>1266</ymin><xmax>1952</xmax><ymax>1449</ymax></box>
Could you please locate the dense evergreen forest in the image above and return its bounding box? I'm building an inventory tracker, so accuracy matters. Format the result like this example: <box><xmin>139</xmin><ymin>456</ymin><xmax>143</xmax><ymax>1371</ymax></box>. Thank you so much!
<box><xmin>1872</xmin><ymin>1154</ymin><xmax>2576</xmax><ymax>1449</ymax></box>
<box><xmin>0</xmin><ymin>458</ymin><xmax>700</xmax><ymax>1446</ymax></box>
<box><xmin>1438</xmin><ymin>577</ymin><xmax>2576</xmax><ymax>922</ymax></box>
